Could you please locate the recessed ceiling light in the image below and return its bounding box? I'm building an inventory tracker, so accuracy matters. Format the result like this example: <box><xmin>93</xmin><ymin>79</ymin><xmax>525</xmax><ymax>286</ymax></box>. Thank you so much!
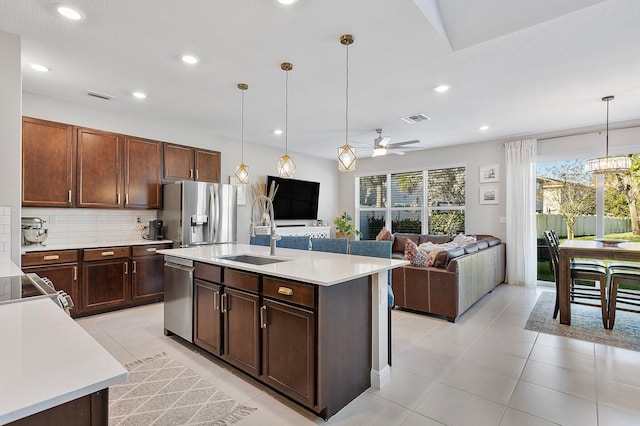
<box><xmin>273</xmin><ymin>129</ymin><xmax>283</xmax><ymax>135</ymax></box>
<box><xmin>278</xmin><ymin>0</ymin><xmax>298</xmax><ymax>4</ymax></box>
<box><xmin>132</xmin><ymin>91</ymin><xmax>147</xmax><ymax>99</ymax></box>
<box><xmin>56</xmin><ymin>4</ymin><xmax>85</xmax><ymax>20</ymax></box>
<box><xmin>433</xmin><ymin>85</ymin><xmax>450</xmax><ymax>93</ymax></box>
<box><xmin>30</xmin><ymin>63</ymin><xmax>50</xmax><ymax>72</ymax></box>
<box><xmin>479</xmin><ymin>125</ymin><xmax>490</xmax><ymax>131</ymax></box>
<box><xmin>181</xmin><ymin>54</ymin><xmax>199</xmax><ymax>65</ymax></box>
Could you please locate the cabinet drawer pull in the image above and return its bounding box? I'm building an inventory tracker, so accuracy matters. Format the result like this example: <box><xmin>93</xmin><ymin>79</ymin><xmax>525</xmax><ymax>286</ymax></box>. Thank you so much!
<box><xmin>117</xmin><ymin>193</ymin><xmax>121</xmax><ymax>205</ymax></box>
<box><xmin>190</xmin><ymin>169</ymin><xmax>194</xmax><ymax>179</ymax></box>
<box><xmin>101</xmin><ymin>251</ymin><xmax>115</xmax><ymax>256</ymax></box>
<box><xmin>68</xmin><ymin>189</ymin><xmax>72</xmax><ymax>203</ymax></box>
<box><xmin>126</xmin><ymin>193</ymin><xmax>129</xmax><ymax>204</ymax></box>
<box><xmin>260</xmin><ymin>305</ymin><xmax>268</xmax><ymax>328</ymax></box>
<box><xmin>146</xmin><ymin>247</ymin><xmax>157</xmax><ymax>253</ymax></box>
<box><xmin>196</xmin><ymin>169</ymin><xmax>199</xmax><ymax>180</ymax></box>
<box><xmin>73</xmin><ymin>266</ymin><xmax>77</xmax><ymax>281</ymax></box>
<box><xmin>124</xmin><ymin>262</ymin><xmax>128</xmax><ymax>275</ymax></box>
<box><xmin>221</xmin><ymin>293</ymin><xmax>227</xmax><ymax>313</ymax></box>
<box><xmin>43</xmin><ymin>255</ymin><xmax>60</xmax><ymax>261</ymax></box>
<box><xmin>214</xmin><ymin>291</ymin><xmax>220</xmax><ymax>311</ymax></box>
<box><xmin>278</xmin><ymin>286</ymin><xmax>294</xmax><ymax>296</ymax></box>
<box><xmin>132</xmin><ymin>260</ymin><xmax>137</xmax><ymax>274</ymax></box>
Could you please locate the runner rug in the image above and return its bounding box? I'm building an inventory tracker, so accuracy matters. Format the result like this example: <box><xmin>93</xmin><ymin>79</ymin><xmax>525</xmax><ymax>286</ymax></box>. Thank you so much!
<box><xmin>525</xmin><ymin>291</ymin><xmax>640</xmax><ymax>352</ymax></box>
<box><xmin>109</xmin><ymin>353</ymin><xmax>257</xmax><ymax>426</ymax></box>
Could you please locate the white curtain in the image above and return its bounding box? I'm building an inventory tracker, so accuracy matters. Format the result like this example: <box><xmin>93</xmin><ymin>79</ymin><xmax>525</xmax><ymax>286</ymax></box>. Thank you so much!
<box><xmin>505</xmin><ymin>139</ymin><xmax>537</xmax><ymax>287</ymax></box>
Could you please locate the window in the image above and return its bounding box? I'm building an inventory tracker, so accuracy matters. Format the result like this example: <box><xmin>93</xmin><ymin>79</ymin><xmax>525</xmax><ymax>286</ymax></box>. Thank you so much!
<box><xmin>357</xmin><ymin>167</ymin><xmax>465</xmax><ymax>239</ymax></box>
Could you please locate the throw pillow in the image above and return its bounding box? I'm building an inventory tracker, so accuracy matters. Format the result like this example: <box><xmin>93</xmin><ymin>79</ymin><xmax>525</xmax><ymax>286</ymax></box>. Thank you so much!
<box><xmin>376</xmin><ymin>226</ymin><xmax>393</xmax><ymax>241</ymax></box>
<box><xmin>452</xmin><ymin>233</ymin><xmax>476</xmax><ymax>247</ymax></box>
<box><xmin>404</xmin><ymin>240</ymin><xmax>430</xmax><ymax>267</ymax></box>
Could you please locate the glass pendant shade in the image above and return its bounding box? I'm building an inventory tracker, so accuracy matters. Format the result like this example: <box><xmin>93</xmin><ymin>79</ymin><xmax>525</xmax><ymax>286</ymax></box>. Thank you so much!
<box><xmin>277</xmin><ymin>154</ymin><xmax>296</xmax><ymax>178</ymax></box>
<box><xmin>586</xmin><ymin>95</ymin><xmax>631</xmax><ymax>174</ymax></box>
<box><xmin>338</xmin><ymin>144</ymin><xmax>356</xmax><ymax>171</ymax></box>
<box><xmin>585</xmin><ymin>156</ymin><xmax>631</xmax><ymax>174</ymax></box>
<box><xmin>235</xmin><ymin>163</ymin><xmax>249</xmax><ymax>184</ymax></box>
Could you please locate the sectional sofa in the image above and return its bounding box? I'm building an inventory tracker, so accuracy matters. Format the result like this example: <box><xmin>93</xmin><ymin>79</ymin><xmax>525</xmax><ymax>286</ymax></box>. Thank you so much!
<box><xmin>390</xmin><ymin>233</ymin><xmax>506</xmax><ymax>322</ymax></box>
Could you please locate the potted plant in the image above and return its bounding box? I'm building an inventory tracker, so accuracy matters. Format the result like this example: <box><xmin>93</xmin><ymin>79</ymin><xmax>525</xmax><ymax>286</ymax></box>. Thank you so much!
<box><xmin>333</xmin><ymin>211</ymin><xmax>362</xmax><ymax>240</ymax></box>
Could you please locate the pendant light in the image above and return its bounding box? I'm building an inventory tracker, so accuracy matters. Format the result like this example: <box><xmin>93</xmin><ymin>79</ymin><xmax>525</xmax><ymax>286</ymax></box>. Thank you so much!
<box><xmin>278</xmin><ymin>62</ymin><xmax>296</xmax><ymax>178</ymax></box>
<box><xmin>235</xmin><ymin>83</ymin><xmax>250</xmax><ymax>184</ymax></box>
<box><xmin>585</xmin><ymin>96</ymin><xmax>631</xmax><ymax>174</ymax></box>
<box><xmin>338</xmin><ymin>34</ymin><xmax>357</xmax><ymax>172</ymax></box>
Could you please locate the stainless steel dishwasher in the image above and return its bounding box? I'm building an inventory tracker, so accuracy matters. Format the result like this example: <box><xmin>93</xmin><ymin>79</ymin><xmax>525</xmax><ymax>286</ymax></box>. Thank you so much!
<box><xmin>163</xmin><ymin>255</ymin><xmax>195</xmax><ymax>343</ymax></box>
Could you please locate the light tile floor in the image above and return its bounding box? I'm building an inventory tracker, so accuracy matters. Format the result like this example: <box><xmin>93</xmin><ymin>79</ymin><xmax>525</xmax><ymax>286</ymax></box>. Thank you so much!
<box><xmin>76</xmin><ymin>284</ymin><xmax>640</xmax><ymax>425</ymax></box>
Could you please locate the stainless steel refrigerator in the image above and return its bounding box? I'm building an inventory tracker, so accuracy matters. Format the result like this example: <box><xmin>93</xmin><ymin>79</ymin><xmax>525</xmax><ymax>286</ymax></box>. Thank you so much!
<box><xmin>160</xmin><ymin>181</ymin><xmax>238</xmax><ymax>247</ymax></box>
<box><xmin>161</xmin><ymin>181</ymin><xmax>237</xmax><ymax>343</ymax></box>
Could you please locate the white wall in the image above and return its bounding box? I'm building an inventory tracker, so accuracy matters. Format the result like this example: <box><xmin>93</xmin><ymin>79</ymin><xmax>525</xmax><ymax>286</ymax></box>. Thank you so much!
<box><xmin>0</xmin><ymin>31</ymin><xmax>22</xmax><ymax>262</ymax></box>
<box><xmin>22</xmin><ymin>93</ymin><xmax>339</xmax><ymax>244</ymax></box>
<box><xmin>339</xmin><ymin>139</ymin><xmax>506</xmax><ymax>241</ymax></box>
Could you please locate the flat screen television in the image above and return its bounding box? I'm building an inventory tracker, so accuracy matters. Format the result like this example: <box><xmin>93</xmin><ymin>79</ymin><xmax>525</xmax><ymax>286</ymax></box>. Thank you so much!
<box><xmin>267</xmin><ymin>175</ymin><xmax>320</xmax><ymax>220</ymax></box>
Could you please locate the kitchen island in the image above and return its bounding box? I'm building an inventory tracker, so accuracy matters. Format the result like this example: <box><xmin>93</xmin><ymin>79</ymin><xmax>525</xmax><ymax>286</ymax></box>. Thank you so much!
<box><xmin>158</xmin><ymin>243</ymin><xmax>408</xmax><ymax>419</ymax></box>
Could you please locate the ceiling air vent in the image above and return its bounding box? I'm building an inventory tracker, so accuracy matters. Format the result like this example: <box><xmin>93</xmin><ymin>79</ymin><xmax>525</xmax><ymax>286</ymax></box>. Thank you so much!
<box><xmin>87</xmin><ymin>91</ymin><xmax>114</xmax><ymax>100</ymax></box>
<box><xmin>401</xmin><ymin>113</ymin><xmax>431</xmax><ymax>124</ymax></box>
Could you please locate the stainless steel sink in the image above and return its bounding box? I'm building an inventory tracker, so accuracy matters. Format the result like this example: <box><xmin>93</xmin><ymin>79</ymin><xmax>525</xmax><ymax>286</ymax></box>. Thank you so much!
<box><xmin>215</xmin><ymin>254</ymin><xmax>289</xmax><ymax>265</ymax></box>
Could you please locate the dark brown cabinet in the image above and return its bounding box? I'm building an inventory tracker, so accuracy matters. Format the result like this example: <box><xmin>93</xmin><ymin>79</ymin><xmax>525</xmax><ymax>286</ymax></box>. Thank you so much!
<box><xmin>22</xmin><ymin>117</ymin><xmax>75</xmax><ymax>207</ymax></box>
<box><xmin>81</xmin><ymin>247</ymin><xmax>131</xmax><ymax>313</ymax></box>
<box><xmin>21</xmin><ymin>250</ymin><xmax>80</xmax><ymax>316</ymax></box>
<box><xmin>131</xmin><ymin>244</ymin><xmax>170</xmax><ymax>303</ymax></box>
<box><xmin>7</xmin><ymin>389</ymin><xmax>108</xmax><ymax>426</ymax></box>
<box><xmin>76</xmin><ymin>127</ymin><xmax>124</xmax><ymax>208</ymax></box>
<box><xmin>261</xmin><ymin>298</ymin><xmax>315</xmax><ymax>407</ymax></box>
<box><xmin>163</xmin><ymin>143</ymin><xmax>221</xmax><ymax>183</ymax></box>
<box><xmin>222</xmin><ymin>287</ymin><xmax>261</xmax><ymax>376</ymax></box>
<box><xmin>194</xmin><ymin>278</ymin><xmax>223</xmax><ymax>355</ymax></box>
<box><xmin>125</xmin><ymin>137</ymin><xmax>162</xmax><ymax>209</ymax></box>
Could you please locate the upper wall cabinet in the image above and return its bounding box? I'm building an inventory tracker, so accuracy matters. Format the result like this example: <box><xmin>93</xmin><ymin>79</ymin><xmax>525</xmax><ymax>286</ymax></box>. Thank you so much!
<box><xmin>22</xmin><ymin>117</ymin><xmax>75</xmax><ymax>207</ymax></box>
<box><xmin>163</xmin><ymin>143</ymin><xmax>221</xmax><ymax>183</ymax></box>
<box><xmin>125</xmin><ymin>137</ymin><xmax>162</xmax><ymax>209</ymax></box>
<box><xmin>76</xmin><ymin>127</ymin><xmax>124</xmax><ymax>208</ymax></box>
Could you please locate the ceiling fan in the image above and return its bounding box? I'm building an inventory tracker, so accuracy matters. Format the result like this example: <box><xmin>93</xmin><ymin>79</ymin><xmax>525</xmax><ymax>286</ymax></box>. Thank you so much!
<box><xmin>352</xmin><ymin>129</ymin><xmax>420</xmax><ymax>157</ymax></box>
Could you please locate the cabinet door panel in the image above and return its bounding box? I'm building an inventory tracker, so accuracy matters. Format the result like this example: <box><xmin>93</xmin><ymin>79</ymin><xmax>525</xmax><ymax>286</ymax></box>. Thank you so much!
<box><xmin>262</xmin><ymin>299</ymin><xmax>315</xmax><ymax>407</ymax></box>
<box><xmin>22</xmin><ymin>117</ymin><xmax>74</xmax><ymax>207</ymax></box>
<box><xmin>77</xmin><ymin>128</ymin><xmax>123</xmax><ymax>208</ymax></box>
<box><xmin>195</xmin><ymin>149</ymin><xmax>220</xmax><ymax>183</ymax></box>
<box><xmin>222</xmin><ymin>288</ymin><xmax>260</xmax><ymax>376</ymax></box>
<box><xmin>22</xmin><ymin>263</ymin><xmax>80</xmax><ymax>316</ymax></box>
<box><xmin>194</xmin><ymin>279</ymin><xmax>222</xmax><ymax>356</ymax></box>
<box><xmin>132</xmin><ymin>255</ymin><xmax>164</xmax><ymax>303</ymax></box>
<box><xmin>125</xmin><ymin>137</ymin><xmax>161</xmax><ymax>209</ymax></box>
<box><xmin>163</xmin><ymin>143</ymin><xmax>194</xmax><ymax>181</ymax></box>
<box><xmin>83</xmin><ymin>260</ymin><xmax>130</xmax><ymax>312</ymax></box>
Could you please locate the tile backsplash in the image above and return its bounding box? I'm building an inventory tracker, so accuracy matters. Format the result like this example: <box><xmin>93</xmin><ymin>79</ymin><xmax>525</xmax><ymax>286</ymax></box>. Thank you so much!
<box><xmin>21</xmin><ymin>208</ymin><xmax>158</xmax><ymax>246</ymax></box>
<box><xmin>0</xmin><ymin>207</ymin><xmax>10</xmax><ymax>259</ymax></box>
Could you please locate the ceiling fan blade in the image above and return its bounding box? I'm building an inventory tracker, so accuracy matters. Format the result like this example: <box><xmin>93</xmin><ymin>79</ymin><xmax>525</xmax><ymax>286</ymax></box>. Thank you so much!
<box><xmin>386</xmin><ymin>139</ymin><xmax>420</xmax><ymax>147</ymax></box>
<box><xmin>386</xmin><ymin>149</ymin><xmax>406</xmax><ymax>155</ymax></box>
<box><xmin>378</xmin><ymin>136</ymin><xmax>391</xmax><ymax>147</ymax></box>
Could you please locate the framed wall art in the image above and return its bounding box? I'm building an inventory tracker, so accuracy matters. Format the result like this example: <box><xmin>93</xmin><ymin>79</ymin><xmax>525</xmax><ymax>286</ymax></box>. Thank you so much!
<box><xmin>479</xmin><ymin>186</ymin><xmax>499</xmax><ymax>205</ymax></box>
<box><xmin>479</xmin><ymin>164</ymin><xmax>499</xmax><ymax>183</ymax></box>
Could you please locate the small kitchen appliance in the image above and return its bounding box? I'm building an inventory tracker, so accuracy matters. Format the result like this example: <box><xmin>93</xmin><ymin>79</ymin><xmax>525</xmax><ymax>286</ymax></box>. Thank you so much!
<box><xmin>21</xmin><ymin>217</ymin><xmax>48</xmax><ymax>246</ymax></box>
<box><xmin>148</xmin><ymin>219</ymin><xmax>164</xmax><ymax>240</ymax></box>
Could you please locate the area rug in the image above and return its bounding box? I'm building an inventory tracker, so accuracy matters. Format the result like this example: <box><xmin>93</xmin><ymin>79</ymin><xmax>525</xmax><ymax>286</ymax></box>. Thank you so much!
<box><xmin>109</xmin><ymin>353</ymin><xmax>257</xmax><ymax>426</ymax></box>
<box><xmin>525</xmin><ymin>291</ymin><xmax>640</xmax><ymax>352</ymax></box>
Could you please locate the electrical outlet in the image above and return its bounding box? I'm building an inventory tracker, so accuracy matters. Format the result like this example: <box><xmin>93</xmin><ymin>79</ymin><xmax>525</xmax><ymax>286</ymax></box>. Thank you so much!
<box><xmin>136</xmin><ymin>217</ymin><xmax>141</xmax><ymax>223</ymax></box>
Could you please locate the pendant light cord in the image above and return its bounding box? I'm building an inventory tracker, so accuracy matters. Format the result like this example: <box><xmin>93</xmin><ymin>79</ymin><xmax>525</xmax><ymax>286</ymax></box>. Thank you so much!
<box><xmin>241</xmin><ymin>89</ymin><xmax>244</xmax><ymax>163</ymax></box>
<box><xmin>345</xmin><ymin>41</ymin><xmax>349</xmax><ymax>146</ymax></box>
<box><xmin>285</xmin><ymin>69</ymin><xmax>289</xmax><ymax>155</ymax></box>
<box><xmin>605</xmin><ymin>97</ymin><xmax>610</xmax><ymax>157</ymax></box>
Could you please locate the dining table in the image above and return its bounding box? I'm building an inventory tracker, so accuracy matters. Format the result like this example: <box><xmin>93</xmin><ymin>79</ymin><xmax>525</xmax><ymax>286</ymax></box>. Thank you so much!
<box><xmin>558</xmin><ymin>239</ymin><xmax>640</xmax><ymax>325</ymax></box>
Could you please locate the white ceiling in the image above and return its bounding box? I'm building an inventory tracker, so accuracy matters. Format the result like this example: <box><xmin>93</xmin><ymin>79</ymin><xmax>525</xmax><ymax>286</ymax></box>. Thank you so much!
<box><xmin>2</xmin><ymin>0</ymin><xmax>640</xmax><ymax>160</ymax></box>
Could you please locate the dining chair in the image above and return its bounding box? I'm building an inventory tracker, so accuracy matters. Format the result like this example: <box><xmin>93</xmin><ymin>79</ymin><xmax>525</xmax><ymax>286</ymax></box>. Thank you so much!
<box><xmin>250</xmin><ymin>234</ymin><xmax>311</xmax><ymax>250</ymax></box>
<box><xmin>349</xmin><ymin>239</ymin><xmax>394</xmax><ymax>364</ymax></box>
<box><xmin>311</xmin><ymin>237</ymin><xmax>349</xmax><ymax>254</ymax></box>
<box><xmin>549</xmin><ymin>229</ymin><xmax>605</xmax><ymax>267</ymax></box>
<box><xmin>544</xmin><ymin>230</ymin><xmax>608</xmax><ymax>328</ymax></box>
<box><xmin>606</xmin><ymin>261</ymin><xmax>640</xmax><ymax>330</ymax></box>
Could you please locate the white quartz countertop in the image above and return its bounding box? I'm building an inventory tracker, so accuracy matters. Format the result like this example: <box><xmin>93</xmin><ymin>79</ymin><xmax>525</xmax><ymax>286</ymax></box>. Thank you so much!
<box><xmin>0</xmin><ymin>259</ymin><xmax>23</xmax><ymax>278</ymax></box>
<box><xmin>21</xmin><ymin>239</ymin><xmax>173</xmax><ymax>253</ymax></box>
<box><xmin>0</xmin><ymin>298</ymin><xmax>128</xmax><ymax>424</ymax></box>
<box><xmin>159</xmin><ymin>243</ymin><xmax>408</xmax><ymax>286</ymax></box>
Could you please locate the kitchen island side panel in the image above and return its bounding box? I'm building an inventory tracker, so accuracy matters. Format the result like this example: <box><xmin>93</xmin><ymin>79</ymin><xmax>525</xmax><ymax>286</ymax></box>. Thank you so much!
<box><xmin>316</xmin><ymin>276</ymin><xmax>371</xmax><ymax>419</ymax></box>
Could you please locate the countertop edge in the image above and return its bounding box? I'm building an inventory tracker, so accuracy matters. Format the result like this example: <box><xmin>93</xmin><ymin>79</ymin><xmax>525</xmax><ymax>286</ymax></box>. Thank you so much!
<box><xmin>21</xmin><ymin>239</ymin><xmax>173</xmax><ymax>253</ymax></box>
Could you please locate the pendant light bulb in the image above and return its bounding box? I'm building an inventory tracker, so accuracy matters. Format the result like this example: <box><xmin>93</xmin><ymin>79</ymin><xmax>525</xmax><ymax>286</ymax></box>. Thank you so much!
<box><xmin>337</xmin><ymin>34</ymin><xmax>357</xmax><ymax>172</ymax></box>
<box><xmin>278</xmin><ymin>62</ymin><xmax>296</xmax><ymax>178</ymax></box>
<box><xmin>235</xmin><ymin>83</ymin><xmax>250</xmax><ymax>184</ymax></box>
